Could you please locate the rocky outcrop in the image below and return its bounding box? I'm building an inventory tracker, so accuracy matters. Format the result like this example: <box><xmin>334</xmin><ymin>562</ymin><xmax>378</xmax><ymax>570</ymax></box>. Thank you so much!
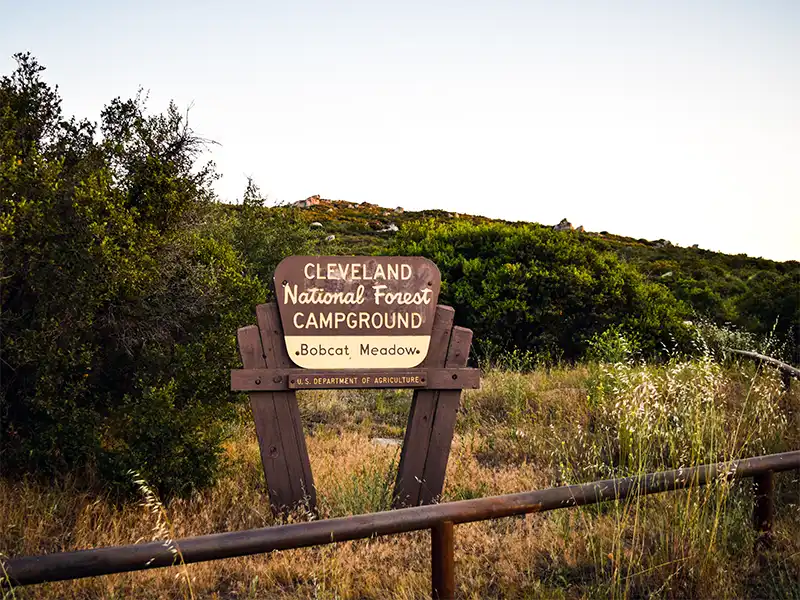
<box><xmin>293</xmin><ymin>195</ymin><xmax>323</xmax><ymax>208</ymax></box>
<box><xmin>554</xmin><ymin>218</ymin><xmax>573</xmax><ymax>232</ymax></box>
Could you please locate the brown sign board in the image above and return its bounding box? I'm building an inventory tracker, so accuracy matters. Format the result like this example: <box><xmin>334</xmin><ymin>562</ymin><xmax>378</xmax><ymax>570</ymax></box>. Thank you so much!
<box><xmin>274</xmin><ymin>256</ymin><xmax>441</xmax><ymax>369</ymax></box>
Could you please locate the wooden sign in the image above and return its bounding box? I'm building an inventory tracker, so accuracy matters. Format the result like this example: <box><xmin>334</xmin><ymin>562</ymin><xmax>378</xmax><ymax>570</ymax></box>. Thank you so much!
<box><xmin>274</xmin><ymin>256</ymin><xmax>441</xmax><ymax>369</ymax></box>
<box><xmin>233</xmin><ymin>256</ymin><xmax>479</xmax><ymax>516</ymax></box>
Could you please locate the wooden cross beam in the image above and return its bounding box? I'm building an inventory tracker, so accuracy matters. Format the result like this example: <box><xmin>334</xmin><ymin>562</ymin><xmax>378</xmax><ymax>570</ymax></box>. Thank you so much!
<box><xmin>231</xmin><ymin>368</ymin><xmax>480</xmax><ymax>391</ymax></box>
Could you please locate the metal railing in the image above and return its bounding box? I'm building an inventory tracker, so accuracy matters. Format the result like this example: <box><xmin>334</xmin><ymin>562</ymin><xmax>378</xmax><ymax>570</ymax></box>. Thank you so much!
<box><xmin>725</xmin><ymin>347</ymin><xmax>800</xmax><ymax>391</ymax></box>
<box><xmin>3</xmin><ymin>450</ymin><xmax>800</xmax><ymax>599</ymax></box>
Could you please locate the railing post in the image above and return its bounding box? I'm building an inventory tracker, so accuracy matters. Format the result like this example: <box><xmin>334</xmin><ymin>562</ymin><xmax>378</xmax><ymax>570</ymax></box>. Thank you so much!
<box><xmin>781</xmin><ymin>370</ymin><xmax>791</xmax><ymax>392</ymax></box>
<box><xmin>431</xmin><ymin>520</ymin><xmax>455</xmax><ymax>600</ymax></box>
<box><xmin>753</xmin><ymin>471</ymin><xmax>774</xmax><ymax>550</ymax></box>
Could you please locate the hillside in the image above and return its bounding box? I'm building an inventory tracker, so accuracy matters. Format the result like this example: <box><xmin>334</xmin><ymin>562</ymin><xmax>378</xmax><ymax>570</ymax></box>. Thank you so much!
<box><xmin>282</xmin><ymin>193</ymin><xmax>794</xmax><ymax>266</ymax></box>
<box><xmin>281</xmin><ymin>194</ymin><xmax>497</xmax><ymax>254</ymax></box>
<box><xmin>252</xmin><ymin>195</ymin><xmax>799</xmax><ymax>362</ymax></box>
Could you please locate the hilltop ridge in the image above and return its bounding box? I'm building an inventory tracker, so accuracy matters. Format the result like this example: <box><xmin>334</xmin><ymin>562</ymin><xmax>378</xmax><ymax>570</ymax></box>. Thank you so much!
<box><xmin>259</xmin><ymin>194</ymin><xmax>798</xmax><ymax>363</ymax></box>
<box><xmin>282</xmin><ymin>195</ymin><xmax>793</xmax><ymax>264</ymax></box>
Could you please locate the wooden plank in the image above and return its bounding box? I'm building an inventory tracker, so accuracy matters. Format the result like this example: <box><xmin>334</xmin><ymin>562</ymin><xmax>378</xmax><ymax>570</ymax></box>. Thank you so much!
<box><xmin>238</xmin><ymin>325</ymin><xmax>265</xmax><ymax>367</ymax></box>
<box><xmin>725</xmin><ymin>347</ymin><xmax>798</xmax><ymax>392</ymax></box>
<box><xmin>231</xmin><ymin>368</ymin><xmax>480</xmax><ymax>391</ymax></box>
<box><xmin>258</xmin><ymin>303</ymin><xmax>294</xmax><ymax>367</ymax></box>
<box><xmin>420</xmin><ymin>306</ymin><xmax>456</xmax><ymax>369</ymax></box>
<box><xmin>419</xmin><ymin>327</ymin><xmax>473</xmax><ymax>505</ymax></box>
<box><xmin>445</xmin><ymin>326</ymin><xmax>473</xmax><ymax>369</ymax></box>
<box><xmin>257</xmin><ymin>302</ymin><xmax>316</xmax><ymax>510</ymax></box>
<box><xmin>231</xmin><ymin>369</ymin><xmax>286</xmax><ymax>391</ymax></box>
<box><xmin>237</xmin><ymin>326</ymin><xmax>293</xmax><ymax>511</ymax></box>
<box><xmin>425</xmin><ymin>366</ymin><xmax>478</xmax><ymax>390</ymax></box>
<box><xmin>393</xmin><ymin>305</ymin><xmax>455</xmax><ymax>508</ymax></box>
<box><xmin>256</xmin><ymin>304</ymin><xmax>282</xmax><ymax>370</ymax></box>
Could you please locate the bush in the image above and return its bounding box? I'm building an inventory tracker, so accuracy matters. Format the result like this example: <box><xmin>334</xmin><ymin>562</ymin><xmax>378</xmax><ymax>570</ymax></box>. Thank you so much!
<box><xmin>0</xmin><ymin>54</ymin><xmax>313</xmax><ymax>497</ymax></box>
<box><xmin>733</xmin><ymin>269</ymin><xmax>800</xmax><ymax>363</ymax></box>
<box><xmin>392</xmin><ymin>220</ymin><xmax>693</xmax><ymax>361</ymax></box>
<box><xmin>586</xmin><ymin>326</ymin><xmax>641</xmax><ymax>364</ymax></box>
<box><xmin>599</xmin><ymin>236</ymin><xmax>800</xmax><ymax>364</ymax></box>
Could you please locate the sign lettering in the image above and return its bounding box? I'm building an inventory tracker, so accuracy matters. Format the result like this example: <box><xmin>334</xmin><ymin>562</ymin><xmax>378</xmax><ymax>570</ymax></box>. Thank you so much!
<box><xmin>274</xmin><ymin>256</ymin><xmax>441</xmax><ymax>368</ymax></box>
<box><xmin>288</xmin><ymin>371</ymin><xmax>427</xmax><ymax>389</ymax></box>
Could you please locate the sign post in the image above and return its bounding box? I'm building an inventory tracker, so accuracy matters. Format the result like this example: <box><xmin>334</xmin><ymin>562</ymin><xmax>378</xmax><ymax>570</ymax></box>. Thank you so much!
<box><xmin>232</xmin><ymin>256</ymin><xmax>478</xmax><ymax>514</ymax></box>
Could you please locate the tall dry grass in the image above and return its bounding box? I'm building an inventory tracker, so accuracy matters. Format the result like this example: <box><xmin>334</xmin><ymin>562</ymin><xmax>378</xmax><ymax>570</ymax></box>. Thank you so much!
<box><xmin>1</xmin><ymin>356</ymin><xmax>798</xmax><ymax>599</ymax></box>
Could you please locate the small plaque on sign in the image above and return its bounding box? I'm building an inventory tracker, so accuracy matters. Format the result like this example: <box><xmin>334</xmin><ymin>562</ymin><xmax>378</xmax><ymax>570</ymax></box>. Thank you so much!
<box><xmin>274</xmin><ymin>256</ymin><xmax>441</xmax><ymax>369</ymax></box>
<box><xmin>289</xmin><ymin>371</ymin><xmax>427</xmax><ymax>389</ymax></box>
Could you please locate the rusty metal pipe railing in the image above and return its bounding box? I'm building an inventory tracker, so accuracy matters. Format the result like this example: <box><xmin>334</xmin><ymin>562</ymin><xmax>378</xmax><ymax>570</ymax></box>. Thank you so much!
<box><xmin>3</xmin><ymin>450</ymin><xmax>800</xmax><ymax>593</ymax></box>
<box><xmin>724</xmin><ymin>347</ymin><xmax>800</xmax><ymax>391</ymax></box>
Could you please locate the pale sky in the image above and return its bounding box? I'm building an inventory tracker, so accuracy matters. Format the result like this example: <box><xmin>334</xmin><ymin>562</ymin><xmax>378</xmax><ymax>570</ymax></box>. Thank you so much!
<box><xmin>2</xmin><ymin>1</ymin><xmax>798</xmax><ymax>260</ymax></box>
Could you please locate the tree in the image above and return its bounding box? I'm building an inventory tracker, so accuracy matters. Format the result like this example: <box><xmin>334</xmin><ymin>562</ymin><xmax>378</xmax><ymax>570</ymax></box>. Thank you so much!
<box><xmin>231</xmin><ymin>177</ymin><xmax>325</xmax><ymax>288</ymax></box>
<box><xmin>1</xmin><ymin>53</ymin><xmax>265</xmax><ymax>496</ymax></box>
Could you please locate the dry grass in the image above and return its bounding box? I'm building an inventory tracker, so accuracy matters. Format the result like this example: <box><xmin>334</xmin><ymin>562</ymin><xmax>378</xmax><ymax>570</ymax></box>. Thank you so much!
<box><xmin>2</xmin><ymin>359</ymin><xmax>799</xmax><ymax>599</ymax></box>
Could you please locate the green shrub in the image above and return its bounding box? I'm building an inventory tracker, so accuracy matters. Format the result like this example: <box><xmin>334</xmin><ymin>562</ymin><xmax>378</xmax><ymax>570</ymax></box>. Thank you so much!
<box><xmin>475</xmin><ymin>339</ymin><xmax>543</xmax><ymax>372</ymax></box>
<box><xmin>597</xmin><ymin>236</ymin><xmax>800</xmax><ymax>363</ymax></box>
<box><xmin>0</xmin><ymin>54</ymin><xmax>312</xmax><ymax>497</ymax></box>
<box><xmin>586</xmin><ymin>326</ymin><xmax>641</xmax><ymax>364</ymax></box>
<box><xmin>393</xmin><ymin>219</ymin><xmax>693</xmax><ymax>361</ymax></box>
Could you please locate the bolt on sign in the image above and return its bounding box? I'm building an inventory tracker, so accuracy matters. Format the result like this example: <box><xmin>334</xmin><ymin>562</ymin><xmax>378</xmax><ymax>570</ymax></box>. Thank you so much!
<box><xmin>274</xmin><ymin>256</ymin><xmax>441</xmax><ymax>368</ymax></box>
